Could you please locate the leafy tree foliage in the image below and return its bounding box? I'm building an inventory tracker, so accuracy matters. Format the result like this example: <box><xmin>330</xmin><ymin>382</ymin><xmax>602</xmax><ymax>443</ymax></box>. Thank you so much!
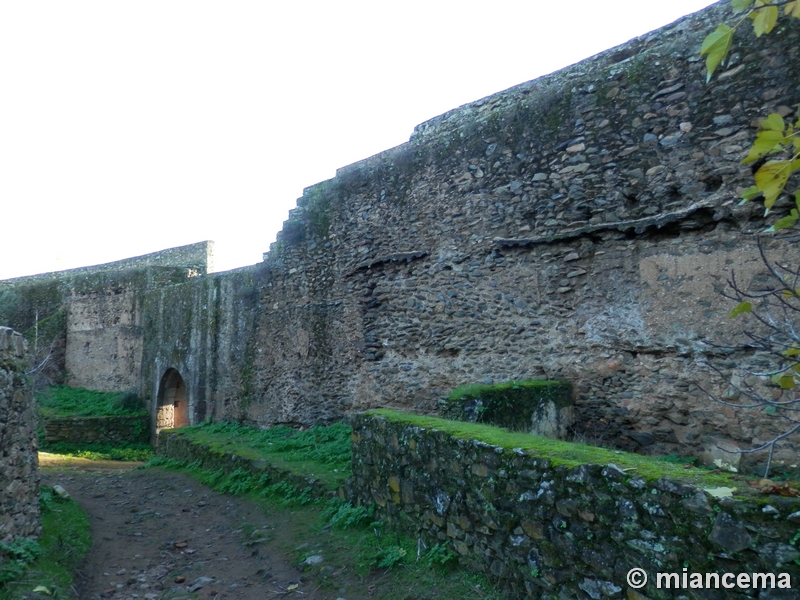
<box><xmin>702</xmin><ymin>0</ymin><xmax>800</xmax><ymax>224</ymax></box>
<box><xmin>700</xmin><ymin>1</ymin><xmax>800</xmax><ymax>475</ymax></box>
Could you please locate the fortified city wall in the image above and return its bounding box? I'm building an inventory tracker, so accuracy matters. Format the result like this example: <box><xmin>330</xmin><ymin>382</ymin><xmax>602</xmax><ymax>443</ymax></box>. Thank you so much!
<box><xmin>2</xmin><ymin>2</ymin><xmax>799</xmax><ymax>470</ymax></box>
<box><xmin>0</xmin><ymin>242</ymin><xmax>212</xmax><ymax>392</ymax></box>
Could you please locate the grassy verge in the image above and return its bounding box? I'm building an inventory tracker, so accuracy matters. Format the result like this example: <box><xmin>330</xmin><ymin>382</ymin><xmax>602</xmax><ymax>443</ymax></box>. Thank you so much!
<box><xmin>150</xmin><ymin>420</ymin><xmax>504</xmax><ymax>600</ymax></box>
<box><xmin>163</xmin><ymin>420</ymin><xmax>352</xmax><ymax>488</ymax></box>
<box><xmin>0</xmin><ymin>488</ymin><xmax>91</xmax><ymax>599</ymax></box>
<box><xmin>39</xmin><ymin>442</ymin><xmax>154</xmax><ymax>462</ymax></box>
<box><xmin>36</xmin><ymin>385</ymin><xmax>146</xmax><ymax>418</ymax></box>
<box><xmin>36</xmin><ymin>385</ymin><xmax>153</xmax><ymax>462</ymax></box>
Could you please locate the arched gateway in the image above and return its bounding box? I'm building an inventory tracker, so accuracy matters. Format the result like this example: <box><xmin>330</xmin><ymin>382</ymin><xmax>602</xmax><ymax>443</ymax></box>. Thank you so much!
<box><xmin>156</xmin><ymin>368</ymin><xmax>189</xmax><ymax>431</ymax></box>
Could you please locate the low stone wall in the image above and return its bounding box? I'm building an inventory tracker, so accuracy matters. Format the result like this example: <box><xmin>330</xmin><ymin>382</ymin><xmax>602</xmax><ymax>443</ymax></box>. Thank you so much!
<box><xmin>0</xmin><ymin>327</ymin><xmax>40</xmax><ymax>546</ymax></box>
<box><xmin>157</xmin><ymin>429</ymin><xmax>334</xmax><ymax>499</ymax></box>
<box><xmin>349</xmin><ymin>410</ymin><xmax>800</xmax><ymax>599</ymax></box>
<box><xmin>43</xmin><ymin>415</ymin><xmax>150</xmax><ymax>445</ymax></box>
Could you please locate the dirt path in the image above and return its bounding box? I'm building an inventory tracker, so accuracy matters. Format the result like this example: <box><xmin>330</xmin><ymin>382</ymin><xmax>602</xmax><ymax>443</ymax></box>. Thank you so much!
<box><xmin>41</xmin><ymin>460</ymin><xmax>365</xmax><ymax>600</ymax></box>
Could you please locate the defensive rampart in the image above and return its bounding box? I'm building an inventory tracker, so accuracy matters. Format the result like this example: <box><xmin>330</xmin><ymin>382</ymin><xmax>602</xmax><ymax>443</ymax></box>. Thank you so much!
<box><xmin>2</xmin><ymin>3</ymin><xmax>799</xmax><ymax>471</ymax></box>
<box><xmin>0</xmin><ymin>242</ymin><xmax>213</xmax><ymax>392</ymax></box>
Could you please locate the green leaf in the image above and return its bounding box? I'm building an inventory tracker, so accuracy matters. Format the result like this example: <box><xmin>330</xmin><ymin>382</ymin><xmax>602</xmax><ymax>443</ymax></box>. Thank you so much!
<box><xmin>784</xmin><ymin>346</ymin><xmax>800</xmax><ymax>356</ymax></box>
<box><xmin>703</xmin><ymin>486</ymin><xmax>735</xmax><ymax>498</ymax></box>
<box><xmin>701</xmin><ymin>24</ymin><xmax>733</xmax><ymax>80</ymax></box>
<box><xmin>785</xmin><ymin>0</ymin><xmax>800</xmax><ymax>18</ymax></box>
<box><xmin>752</xmin><ymin>5</ymin><xmax>779</xmax><ymax>36</ymax></box>
<box><xmin>743</xmin><ymin>129</ymin><xmax>786</xmax><ymax>163</ymax></box>
<box><xmin>779</xmin><ymin>375</ymin><xmax>796</xmax><ymax>389</ymax></box>
<box><xmin>741</xmin><ymin>185</ymin><xmax>762</xmax><ymax>203</ymax></box>
<box><xmin>729</xmin><ymin>301</ymin><xmax>752</xmax><ymax>317</ymax></box>
<box><xmin>755</xmin><ymin>160</ymin><xmax>793</xmax><ymax>209</ymax></box>
<box><xmin>765</xmin><ymin>406</ymin><xmax>777</xmax><ymax>415</ymax></box>
<box><xmin>733</xmin><ymin>0</ymin><xmax>755</xmax><ymax>10</ymax></box>
<box><xmin>766</xmin><ymin>209</ymin><xmax>798</xmax><ymax>232</ymax></box>
<box><xmin>760</xmin><ymin>113</ymin><xmax>785</xmax><ymax>132</ymax></box>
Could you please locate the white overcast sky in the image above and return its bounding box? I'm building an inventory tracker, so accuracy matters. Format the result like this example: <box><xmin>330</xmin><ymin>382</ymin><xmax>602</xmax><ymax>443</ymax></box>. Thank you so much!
<box><xmin>0</xmin><ymin>0</ymin><xmax>720</xmax><ymax>279</ymax></box>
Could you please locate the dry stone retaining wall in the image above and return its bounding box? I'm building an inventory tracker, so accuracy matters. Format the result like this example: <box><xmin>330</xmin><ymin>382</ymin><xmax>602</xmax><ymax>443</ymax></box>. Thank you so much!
<box><xmin>0</xmin><ymin>327</ymin><xmax>40</xmax><ymax>546</ymax></box>
<box><xmin>42</xmin><ymin>415</ymin><xmax>149</xmax><ymax>446</ymax></box>
<box><xmin>349</xmin><ymin>411</ymin><xmax>800</xmax><ymax>599</ymax></box>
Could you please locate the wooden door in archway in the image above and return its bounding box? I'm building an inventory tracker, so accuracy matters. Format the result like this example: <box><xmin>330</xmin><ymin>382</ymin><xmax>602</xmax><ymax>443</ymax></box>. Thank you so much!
<box><xmin>156</xmin><ymin>368</ymin><xmax>188</xmax><ymax>431</ymax></box>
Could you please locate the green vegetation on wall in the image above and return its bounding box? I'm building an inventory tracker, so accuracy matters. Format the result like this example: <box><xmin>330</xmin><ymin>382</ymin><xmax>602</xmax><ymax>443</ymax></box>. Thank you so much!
<box><xmin>441</xmin><ymin>379</ymin><xmax>571</xmax><ymax>430</ymax></box>
<box><xmin>368</xmin><ymin>408</ymin><xmax>743</xmax><ymax>488</ymax></box>
<box><xmin>36</xmin><ymin>385</ymin><xmax>146</xmax><ymax>418</ymax></box>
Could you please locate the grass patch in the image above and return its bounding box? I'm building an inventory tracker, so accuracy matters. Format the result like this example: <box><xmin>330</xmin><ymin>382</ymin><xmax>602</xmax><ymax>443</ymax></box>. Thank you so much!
<box><xmin>36</xmin><ymin>385</ymin><xmax>146</xmax><ymax>418</ymax></box>
<box><xmin>41</xmin><ymin>442</ymin><xmax>153</xmax><ymax>462</ymax></box>
<box><xmin>0</xmin><ymin>488</ymin><xmax>91</xmax><ymax>599</ymax></box>
<box><xmin>164</xmin><ymin>420</ymin><xmax>352</xmax><ymax>488</ymax></box>
<box><xmin>145</xmin><ymin>456</ymin><xmax>503</xmax><ymax>599</ymax></box>
<box><xmin>367</xmin><ymin>409</ymin><xmax>744</xmax><ymax>490</ymax></box>
<box><xmin>35</xmin><ymin>385</ymin><xmax>152</xmax><ymax>462</ymax></box>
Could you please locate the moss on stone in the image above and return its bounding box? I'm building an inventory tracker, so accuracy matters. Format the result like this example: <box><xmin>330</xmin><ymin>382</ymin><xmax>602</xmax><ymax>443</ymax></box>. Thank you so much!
<box><xmin>366</xmin><ymin>409</ymin><xmax>746</xmax><ymax>490</ymax></box>
<box><xmin>442</xmin><ymin>379</ymin><xmax>571</xmax><ymax>430</ymax></box>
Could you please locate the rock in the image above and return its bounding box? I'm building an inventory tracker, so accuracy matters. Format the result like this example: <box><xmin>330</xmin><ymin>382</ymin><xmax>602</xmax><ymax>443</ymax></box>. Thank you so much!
<box><xmin>698</xmin><ymin>439</ymin><xmax>741</xmax><ymax>472</ymax></box>
<box><xmin>188</xmin><ymin>576</ymin><xmax>214</xmax><ymax>592</ymax></box>
<box><xmin>708</xmin><ymin>512</ymin><xmax>752</xmax><ymax>553</ymax></box>
<box><xmin>757</xmin><ymin>542</ymin><xmax>800</xmax><ymax>566</ymax></box>
<box><xmin>300</xmin><ymin>554</ymin><xmax>324</xmax><ymax>568</ymax></box>
<box><xmin>628</xmin><ymin>432</ymin><xmax>654</xmax><ymax>446</ymax></box>
<box><xmin>680</xmin><ymin>491</ymin><xmax>714</xmax><ymax>516</ymax></box>
<box><xmin>52</xmin><ymin>485</ymin><xmax>71</xmax><ymax>500</ymax></box>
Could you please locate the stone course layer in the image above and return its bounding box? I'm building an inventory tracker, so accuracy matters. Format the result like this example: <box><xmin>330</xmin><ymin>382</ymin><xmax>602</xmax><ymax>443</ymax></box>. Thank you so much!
<box><xmin>42</xmin><ymin>415</ymin><xmax>149</xmax><ymax>446</ymax></box>
<box><xmin>349</xmin><ymin>411</ymin><xmax>800</xmax><ymax>599</ymax></box>
<box><xmin>0</xmin><ymin>327</ymin><xmax>40</xmax><ymax>547</ymax></box>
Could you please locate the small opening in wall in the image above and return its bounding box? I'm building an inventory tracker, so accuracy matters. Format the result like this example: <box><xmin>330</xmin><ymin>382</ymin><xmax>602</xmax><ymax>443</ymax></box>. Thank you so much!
<box><xmin>156</xmin><ymin>368</ymin><xmax>189</xmax><ymax>432</ymax></box>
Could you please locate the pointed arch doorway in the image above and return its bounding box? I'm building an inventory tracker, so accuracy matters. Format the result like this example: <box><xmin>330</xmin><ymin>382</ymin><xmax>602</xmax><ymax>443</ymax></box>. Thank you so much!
<box><xmin>156</xmin><ymin>368</ymin><xmax>189</xmax><ymax>431</ymax></box>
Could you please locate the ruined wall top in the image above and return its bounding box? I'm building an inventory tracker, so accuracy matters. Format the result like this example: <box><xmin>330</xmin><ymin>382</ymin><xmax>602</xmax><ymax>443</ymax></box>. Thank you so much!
<box><xmin>0</xmin><ymin>240</ymin><xmax>214</xmax><ymax>286</ymax></box>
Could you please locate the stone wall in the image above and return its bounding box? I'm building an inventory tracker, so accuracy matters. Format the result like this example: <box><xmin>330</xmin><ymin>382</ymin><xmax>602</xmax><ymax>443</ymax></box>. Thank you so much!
<box><xmin>0</xmin><ymin>327</ymin><xmax>40</xmax><ymax>546</ymax></box>
<box><xmin>226</xmin><ymin>1</ymin><xmax>798</xmax><ymax>467</ymax></box>
<box><xmin>349</xmin><ymin>411</ymin><xmax>800</xmax><ymax>599</ymax></box>
<box><xmin>0</xmin><ymin>242</ymin><xmax>213</xmax><ymax>392</ymax></box>
<box><xmin>3</xmin><ymin>3</ymin><xmax>800</xmax><ymax>469</ymax></box>
<box><xmin>42</xmin><ymin>415</ymin><xmax>149</xmax><ymax>446</ymax></box>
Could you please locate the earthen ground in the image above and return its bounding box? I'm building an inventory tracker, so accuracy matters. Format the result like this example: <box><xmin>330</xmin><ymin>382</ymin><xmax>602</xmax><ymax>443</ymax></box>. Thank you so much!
<box><xmin>40</xmin><ymin>459</ymin><xmax>377</xmax><ymax>600</ymax></box>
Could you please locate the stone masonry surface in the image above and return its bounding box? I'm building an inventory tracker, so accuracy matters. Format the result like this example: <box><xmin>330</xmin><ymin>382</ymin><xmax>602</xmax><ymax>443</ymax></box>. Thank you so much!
<box><xmin>349</xmin><ymin>412</ymin><xmax>800</xmax><ymax>599</ymax></box>
<box><xmin>2</xmin><ymin>3</ymin><xmax>800</xmax><ymax>470</ymax></box>
<box><xmin>0</xmin><ymin>327</ymin><xmax>40</xmax><ymax>547</ymax></box>
<box><xmin>42</xmin><ymin>415</ymin><xmax>149</xmax><ymax>446</ymax></box>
